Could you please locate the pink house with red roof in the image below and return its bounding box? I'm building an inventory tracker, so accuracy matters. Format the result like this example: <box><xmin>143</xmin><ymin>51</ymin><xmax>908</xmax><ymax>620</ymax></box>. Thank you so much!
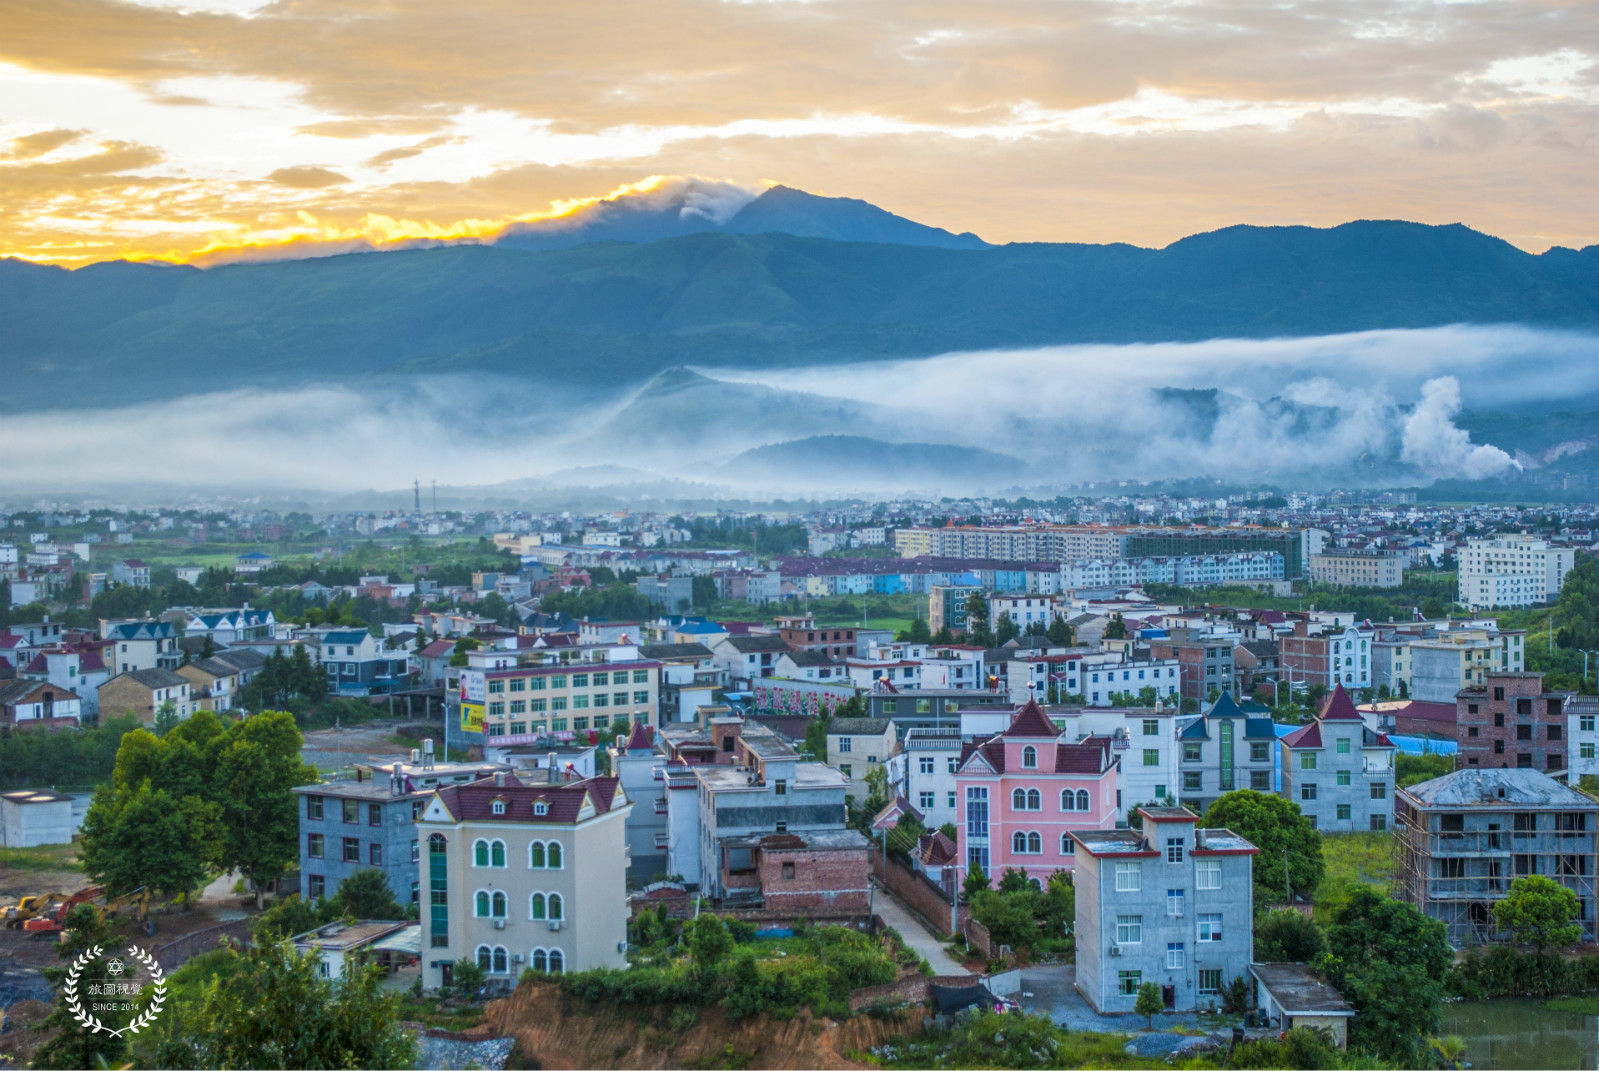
<box><xmin>1279</xmin><ymin>684</ymin><xmax>1396</xmax><ymax>833</ymax></box>
<box><xmin>955</xmin><ymin>699</ymin><xmax>1121</xmax><ymax>885</ymax></box>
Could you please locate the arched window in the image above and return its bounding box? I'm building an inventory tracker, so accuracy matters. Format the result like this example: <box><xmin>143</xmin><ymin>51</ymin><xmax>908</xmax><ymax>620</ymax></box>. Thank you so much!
<box><xmin>1026</xmin><ymin>788</ymin><xmax>1041</xmax><ymax>811</ymax></box>
<box><xmin>491</xmin><ymin>891</ymin><xmax>507</xmax><ymax>918</ymax></box>
<box><xmin>530</xmin><ymin>893</ymin><xmax>546</xmax><ymax>920</ymax></box>
<box><xmin>492</xmin><ymin>946</ymin><xmax>508</xmax><ymax>974</ymax></box>
<box><xmin>1060</xmin><ymin>789</ymin><xmax>1076</xmax><ymax>812</ymax></box>
<box><xmin>475</xmin><ymin>891</ymin><xmax>490</xmax><ymax>917</ymax></box>
<box><xmin>1026</xmin><ymin>831</ymin><xmax>1042</xmax><ymax>854</ymax></box>
<box><xmin>547</xmin><ymin>842</ymin><xmax>563</xmax><ymax>869</ymax></box>
<box><xmin>1061</xmin><ymin>833</ymin><xmax>1075</xmax><ymax>855</ymax></box>
<box><xmin>1012</xmin><ymin>788</ymin><xmax>1028</xmax><ymax>810</ymax></box>
<box><xmin>429</xmin><ymin>835</ymin><xmax>448</xmax><ymax>947</ymax></box>
<box><xmin>490</xmin><ymin>840</ymin><xmax>506</xmax><ymax>868</ymax></box>
<box><xmin>476</xmin><ymin>945</ymin><xmax>492</xmax><ymax>970</ymax></box>
<box><xmin>492</xmin><ymin>800</ymin><xmax>506</xmax><ymax>815</ymax></box>
<box><xmin>1022</xmin><ymin>745</ymin><xmax>1038</xmax><ymax>768</ymax></box>
<box><xmin>529</xmin><ymin>841</ymin><xmax>546</xmax><ymax>868</ymax></box>
<box><xmin>548</xmin><ymin>949</ymin><xmax>565</xmax><ymax>973</ymax></box>
<box><xmin>531</xmin><ymin>948</ymin><xmax>548</xmax><ymax>972</ymax></box>
<box><xmin>473</xmin><ymin>839</ymin><xmax>489</xmax><ymax>867</ymax></box>
<box><xmin>1076</xmin><ymin>789</ymin><xmax>1090</xmax><ymax>811</ymax></box>
<box><xmin>548</xmin><ymin>893</ymin><xmax>564</xmax><ymax>921</ymax></box>
<box><xmin>1012</xmin><ymin>831</ymin><xmax>1028</xmax><ymax>853</ymax></box>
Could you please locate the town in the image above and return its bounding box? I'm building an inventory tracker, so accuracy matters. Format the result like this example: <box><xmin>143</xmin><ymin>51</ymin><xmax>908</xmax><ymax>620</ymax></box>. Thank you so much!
<box><xmin>2</xmin><ymin>497</ymin><xmax>1598</xmax><ymax>1069</ymax></box>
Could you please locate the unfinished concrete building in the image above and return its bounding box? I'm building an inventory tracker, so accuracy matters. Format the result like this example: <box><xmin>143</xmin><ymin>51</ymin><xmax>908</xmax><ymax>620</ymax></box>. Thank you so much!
<box><xmin>1395</xmin><ymin>768</ymin><xmax>1598</xmax><ymax>947</ymax></box>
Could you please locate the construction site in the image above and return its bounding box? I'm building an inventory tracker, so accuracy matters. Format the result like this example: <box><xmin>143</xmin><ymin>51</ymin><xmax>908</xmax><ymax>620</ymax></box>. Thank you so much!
<box><xmin>1394</xmin><ymin>767</ymin><xmax>1599</xmax><ymax>948</ymax></box>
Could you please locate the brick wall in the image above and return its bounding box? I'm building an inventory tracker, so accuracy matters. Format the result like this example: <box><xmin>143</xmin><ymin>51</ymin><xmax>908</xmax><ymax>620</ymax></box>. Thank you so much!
<box><xmin>881</xmin><ymin>858</ymin><xmax>966</xmax><ymax>939</ymax></box>
<box><xmin>848</xmin><ymin>968</ymin><xmax>975</xmax><ymax>1012</ymax></box>
<box><xmin>964</xmin><ymin>917</ymin><xmax>993</xmax><ymax>959</ymax></box>
<box><xmin>152</xmin><ymin>917</ymin><xmax>254</xmax><ymax>972</ymax></box>
<box><xmin>1458</xmin><ymin>674</ymin><xmax>1565</xmax><ymax>772</ymax></box>
<box><xmin>758</xmin><ymin>845</ymin><xmax>870</xmax><ymax>913</ymax></box>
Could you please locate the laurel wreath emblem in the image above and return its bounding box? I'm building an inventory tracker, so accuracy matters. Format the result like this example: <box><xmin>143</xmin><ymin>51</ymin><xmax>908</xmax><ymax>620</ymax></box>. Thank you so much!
<box><xmin>63</xmin><ymin>943</ymin><xmax>168</xmax><ymax>1038</ymax></box>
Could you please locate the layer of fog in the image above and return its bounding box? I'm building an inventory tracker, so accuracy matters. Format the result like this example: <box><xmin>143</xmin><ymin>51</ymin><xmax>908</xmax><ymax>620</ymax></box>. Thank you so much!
<box><xmin>3</xmin><ymin>325</ymin><xmax>1596</xmax><ymax>497</ymax></box>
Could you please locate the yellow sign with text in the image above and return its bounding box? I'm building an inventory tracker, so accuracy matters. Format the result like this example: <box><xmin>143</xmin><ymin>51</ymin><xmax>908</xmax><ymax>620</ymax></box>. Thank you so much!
<box><xmin>460</xmin><ymin>702</ymin><xmax>485</xmax><ymax>734</ymax></box>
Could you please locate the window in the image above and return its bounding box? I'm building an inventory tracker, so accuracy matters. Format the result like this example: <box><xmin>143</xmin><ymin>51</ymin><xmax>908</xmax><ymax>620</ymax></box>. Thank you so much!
<box><xmin>343</xmin><ymin>837</ymin><xmax>360</xmax><ymax>862</ymax></box>
<box><xmin>919</xmin><ymin>757</ymin><xmax>935</xmax><ymax>775</ymax></box>
<box><xmin>966</xmin><ymin>786</ymin><xmax>989</xmax><ymax>839</ymax></box>
<box><xmin>474</xmin><ymin>839</ymin><xmax>490</xmax><ymax>867</ymax></box>
<box><xmin>1336</xmin><ymin>737</ymin><xmax>1350</xmax><ymax>754</ymax></box>
<box><xmin>592</xmin><ymin>671</ymin><xmax>608</xmax><ymax>686</ymax></box>
<box><xmin>1199</xmin><ymin>969</ymin><xmax>1222</xmax><ymax>995</ymax></box>
<box><xmin>1517</xmin><ymin>724</ymin><xmax>1533</xmax><ymax>741</ymax></box>
<box><xmin>572</xmin><ymin>696</ymin><xmax>588</xmax><ymax>710</ymax></box>
<box><xmin>412</xmin><ymin>839</ymin><xmax>419</xmax><ymax>863</ymax></box>
<box><xmin>775</xmin><ymin>779</ymin><xmax>787</xmax><ymax>796</ymax></box>
<box><xmin>1166</xmin><ymin>943</ymin><xmax>1185</xmax><ymax>970</ymax></box>
<box><xmin>1116</xmin><ymin>915</ymin><xmax>1142</xmax><ymax>943</ymax></box>
<box><xmin>1582</xmin><ymin>715</ymin><xmax>1595</xmax><ymax>732</ymax></box>
<box><xmin>1061</xmin><ymin>834</ymin><xmax>1074</xmax><ymax>855</ymax></box>
<box><xmin>530</xmin><ymin>893</ymin><xmax>547</xmax><ymax>920</ymax></box>
<box><xmin>1022</xmin><ymin>745</ymin><xmax>1037</xmax><ymax>768</ymax></box>
<box><xmin>1251</xmin><ymin>770</ymin><xmax>1271</xmax><ymax>790</ymax></box>
<box><xmin>1198</xmin><ymin>912</ymin><xmax>1222</xmax><ymax>941</ymax></box>
<box><xmin>633</xmin><ymin>670</ymin><xmax>650</xmax><ymax>684</ymax></box>
<box><xmin>1118</xmin><ymin>970</ymin><xmax>1142</xmax><ymax>996</ymax></box>
<box><xmin>1183</xmin><ymin>743</ymin><xmax>1201</xmax><ymax>762</ymax></box>
<box><xmin>1494</xmin><ymin>740</ymin><xmax>1505</xmax><ymax>754</ymax></box>
<box><xmin>1196</xmin><ymin>860</ymin><xmax>1221</xmax><ymax>890</ymax></box>
<box><xmin>634</xmin><ymin>691</ymin><xmax>650</xmax><ymax>704</ymax></box>
<box><xmin>308</xmin><ymin>875</ymin><xmax>325</xmax><ymax>900</ymax></box>
<box><xmin>1494</xmin><ymin>712</ymin><xmax>1505</xmax><ymax>727</ymax></box>
<box><xmin>1370</xmin><ymin>815</ymin><xmax>1387</xmax><ymax>832</ymax></box>
<box><xmin>547</xmin><ymin>842</ymin><xmax>562</xmax><ymax>868</ymax></box>
<box><xmin>1167</xmin><ymin>889</ymin><xmax>1185</xmax><ymax>917</ymax></box>
<box><xmin>920</xmin><ymin>792</ymin><xmax>935</xmax><ymax>810</ymax></box>
<box><xmin>1370</xmin><ymin>782</ymin><xmax>1387</xmax><ymax>800</ymax></box>
<box><xmin>1143</xmin><ymin>719</ymin><xmax>1159</xmax><ymax>736</ymax></box>
<box><xmin>840</xmin><ymin>764</ymin><xmax>852</xmax><ymax>777</ymax></box>
<box><xmin>343</xmin><ymin>799</ymin><xmax>359</xmax><ymax>824</ymax></box>
<box><xmin>1250</xmin><ymin>742</ymin><xmax>1268</xmax><ymax>762</ymax></box>
<box><xmin>947</xmin><ymin>791</ymin><xmax>956</xmax><ymax>809</ymax></box>
<box><xmin>548</xmin><ymin>893</ymin><xmax>563</xmax><ymax>920</ymax></box>
<box><xmin>1183</xmin><ymin>771</ymin><xmax>1202</xmax><ymax>792</ymax></box>
<box><xmin>1299</xmin><ymin>753</ymin><xmax>1317</xmax><ymax>770</ymax></box>
<box><xmin>1337</xmin><ymin>803</ymin><xmax>1352</xmax><ymax>821</ymax></box>
<box><xmin>1166</xmin><ymin>837</ymin><xmax>1184</xmax><ymax>864</ymax></box>
<box><xmin>307</xmin><ymin>833</ymin><xmax>324</xmax><ymax>859</ymax></box>
<box><xmin>1583</xmin><ymin>743</ymin><xmax>1596</xmax><ymax>760</ymax></box>
<box><xmin>1550</xmin><ymin>725</ymin><xmax>1563</xmax><ymax>741</ymax></box>
<box><xmin>1143</xmin><ymin>749</ymin><xmax>1160</xmax><ymax>767</ymax></box>
<box><xmin>1337</xmin><ymin>770</ymin><xmax>1351</xmax><ymax>787</ymax></box>
<box><xmin>1301</xmin><ymin>784</ymin><xmax>1317</xmax><ymax>802</ymax></box>
<box><xmin>370</xmin><ymin>842</ymin><xmax>383</xmax><ymax>865</ymax></box>
<box><xmin>529</xmin><ymin>677</ymin><xmax>546</xmax><ymax>691</ymax></box>
<box><xmin>838</xmin><ymin>737</ymin><xmax>852</xmax><ymax>753</ymax></box>
<box><xmin>428</xmin><ymin>834</ymin><xmax>450</xmax><ymax>946</ymax></box>
<box><xmin>1115</xmin><ymin>862</ymin><xmax>1141</xmax><ymax>892</ymax></box>
<box><xmin>306</xmin><ymin>796</ymin><xmax>324</xmax><ymax>820</ymax></box>
<box><xmin>571</xmin><ymin>674</ymin><xmax>588</xmax><ymax>688</ymax></box>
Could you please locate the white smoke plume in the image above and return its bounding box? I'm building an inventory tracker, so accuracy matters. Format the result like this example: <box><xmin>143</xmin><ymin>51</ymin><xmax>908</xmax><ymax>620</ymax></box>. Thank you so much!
<box><xmin>1401</xmin><ymin>376</ymin><xmax>1520</xmax><ymax>479</ymax></box>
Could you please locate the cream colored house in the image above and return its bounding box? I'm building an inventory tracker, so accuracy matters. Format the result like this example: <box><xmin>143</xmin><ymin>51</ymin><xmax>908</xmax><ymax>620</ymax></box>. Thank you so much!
<box><xmin>417</xmin><ymin>770</ymin><xmax>631</xmax><ymax>990</ymax></box>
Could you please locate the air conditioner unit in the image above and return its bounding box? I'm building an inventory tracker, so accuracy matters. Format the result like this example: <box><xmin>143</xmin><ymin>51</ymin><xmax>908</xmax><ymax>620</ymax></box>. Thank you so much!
<box><xmin>512</xmin><ymin>953</ymin><xmax>525</xmax><ymax>964</ymax></box>
<box><xmin>548</xmin><ymin>919</ymin><xmax>563</xmax><ymax>931</ymax></box>
<box><xmin>493</xmin><ymin>918</ymin><xmax>506</xmax><ymax>930</ymax></box>
<box><xmin>1109</xmin><ymin>945</ymin><xmax>1122</xmax><ymax>957</ymax></box>
<box><xmin>617</xmin><ymin>940</ymin><xmax>629</xmax><ymax>954</ymax></box>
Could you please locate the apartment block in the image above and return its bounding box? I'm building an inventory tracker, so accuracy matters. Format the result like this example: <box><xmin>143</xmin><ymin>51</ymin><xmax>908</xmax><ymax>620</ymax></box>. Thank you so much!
<box><xmin>1456</xmin><ymin>672</ymin><xmax>1569</xmax><ymax>774</ymax></box>
<box><xmin>1457</xmin><ymin>536</ymin><xmax>1575</xmax><ymax>610</ymax></box>
<box><xmin>1308</xmin><ymin>548</ymin><xmax>1405</xmax><ymax>588</ymax></box>
<box><xmin>1279</xmin><ymin>686</ymin><xmax>1396</xmax><ymax>833</ymax></box>
<box><xmin>1174</xmin><ymin>693</ymin><xmax>1279</xmax><ymax>814</ymax></box>
<box><xmin>463</xmin><ymin>648</ymin><xmax>661</xmax><ymax>743</ymax></box>
<box><xmin>1072</xmin><ymin>808</ymin><xmax>1257</xmax><ymax>1014</ymax></box>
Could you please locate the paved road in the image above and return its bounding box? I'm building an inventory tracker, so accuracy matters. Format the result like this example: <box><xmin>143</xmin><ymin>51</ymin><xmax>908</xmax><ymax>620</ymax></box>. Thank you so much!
<box><xmin>872</xmin><ymin>883</ymin><xmax>970</xmax><ymax>976</ymax></box>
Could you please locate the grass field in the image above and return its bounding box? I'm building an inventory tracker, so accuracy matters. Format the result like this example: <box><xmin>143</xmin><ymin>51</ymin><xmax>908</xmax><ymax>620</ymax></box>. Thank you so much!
<box><xmin>1315</xmin><ymin>831</ymin><xmax>1395</xmax><ymax>920</ymax></box>
<box><xmin>0</xmin><ymin>842</ymin><xmax>82</xmax><ymax>874</ymax></box>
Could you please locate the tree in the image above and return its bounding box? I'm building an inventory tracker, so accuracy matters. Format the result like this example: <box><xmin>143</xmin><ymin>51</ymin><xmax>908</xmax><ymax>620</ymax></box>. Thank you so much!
<box><xmin>962</xmin><ymin>864</ymin><xmax>990</xmax><ymax>901</ymax></box>
<box><xmin>964</xmin><ymin>592</ymin><xmax>989</xmax><ymax>636</ymax></box>
<box><xmin>970</xmin><ymin>887</ymin><xmax>1040</xmax><ymax>951</ymax></box>
<box><xmin>1320</xmin><ymin>888</ymin><xmax>1451</xmax><ymax>1061</ymax></box>
<box><xmin>1134</xmin><ymin>981</ymin><xmax>1163</xmax><ymax>1028</ymax></box>
<box><xmin>1254</xmin><ymin>908</ymin><xmax>1328</xmax><ymax>963</ymax></box>
<box><xmin>1202</xmin><ymin>790</ymin><xmax>1324</xmax><ymax>903</ymax></box>
<box><xmin>130</xmin><ymin>940</ymin><xmax>416</xmax><ymax>1069</ymax></box>
<box><xmin>896</xmin><ymin>616</ymin><xmax>932</xmax><ymax>644</ymax></box>
<box><xmin>1104</xmin><ymin>614</ymin><xmax>1128</xmax><ymax>640</ymax></box>
<box><xmin>80</xmin><ymin>779</ymin><xmax>223</xmax><ymax>908</ymax></box>
<box><xmin>332</xmin><ymin>868</ymin><xmax>406</xmax><ymax>920</ymax></box>
<box><xmin>1492</xmin><ymin>874</ymin><xmax>1581</xmax><ymax>953</ymax></box>
<box><xmin>32</xmin><ymin>904</ymin><xmax>126</xmax><ymax>1070</ymax></box>
<box><xmin>212</xmin><ymin>711</ymin><xmax>319</xmax><ymax>908</ymax></box>
<box><xmin>994</xmin><ymin>612</ymin><xmax>1020</xmax><ymax>646</ymax></box>
<box><xmin>253</xmin><ymin>893</ymin><xmax>339</xmax><ymax>942</ymax></box>
<box><xmin>802</xmin><ymin>714</ymin><xmax>830</xmax><ymax>762</ymax></box>
<box><xmin>688</xmin><ymin>914</ymin><xmax>733</xmax><ymax>968</ymax></box>
<box><xmin>153</xmin><ymin>699</ymin><xmax>180</xmax><ymax>736</ymax></box>
<box><xmin>1046</xmin><ymin>617</ymin><xmax>1074</xmax><ymax>646</ymax></box>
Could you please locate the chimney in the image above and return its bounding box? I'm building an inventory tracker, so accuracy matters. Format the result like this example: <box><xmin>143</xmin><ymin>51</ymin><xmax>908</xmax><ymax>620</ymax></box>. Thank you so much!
<box><xmin>547</xmin><ymin>752</ymin><xmax>560</xmax><ymax>781</ymax></box>
<box><xmin>493</xmin><ymin>771</ymin><xmax>506</xmax><ymax>788</ymax></box>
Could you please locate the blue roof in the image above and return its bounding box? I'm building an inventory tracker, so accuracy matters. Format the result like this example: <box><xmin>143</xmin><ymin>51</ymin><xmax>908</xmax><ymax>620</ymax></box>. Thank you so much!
<box><xmin>322</xmin><ymin>629</ymin><xmax>370</xmax><ymax>644</ymax></box>
<box><xmin>676</xmin><ymin>622</ymin><xmax>724</xmax><ymax>634</ymax></box>
<box><xmin>236</xmin><ymin>551</ymin><xmax>272</xmax><ymax>560</ymax></box>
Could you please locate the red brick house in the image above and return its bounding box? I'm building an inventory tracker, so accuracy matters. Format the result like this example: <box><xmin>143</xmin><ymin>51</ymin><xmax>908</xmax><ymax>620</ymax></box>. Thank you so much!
<box><xmin>1456</xmin><ymin>671</ymin><xmax>1569</xmax><ymax>772</ymax></box>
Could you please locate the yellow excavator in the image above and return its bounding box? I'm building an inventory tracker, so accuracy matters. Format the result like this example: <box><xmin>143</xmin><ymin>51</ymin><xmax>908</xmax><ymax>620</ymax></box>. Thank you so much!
<box><xmin>2</xmin><ymin>892</ymin><xmax>66</xmax><ymax>929</ymax></box>
<box><xmin>24</xmin><ymin>886</ymin><xmax>151</xmax><ymax>936</ymax></box>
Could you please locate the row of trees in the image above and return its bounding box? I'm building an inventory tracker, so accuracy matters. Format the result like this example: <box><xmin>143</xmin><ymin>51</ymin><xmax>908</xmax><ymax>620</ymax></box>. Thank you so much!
<box><xmin>80</xmin><ymin>710</ymin><xmax>317</xmax><ymax>910</ymax></box>
<box><xmin>0</xmin><ymin>714</ymin><xmax>140</xmax><ymax>790</ymax></box>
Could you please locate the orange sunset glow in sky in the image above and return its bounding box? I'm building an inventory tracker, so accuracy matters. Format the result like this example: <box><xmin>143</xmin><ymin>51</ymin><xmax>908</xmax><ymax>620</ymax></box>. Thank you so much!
<box><xmin>2</xmin><ymin>0</ymin><xmax>1595</xmax><ymax>267</ymax></box>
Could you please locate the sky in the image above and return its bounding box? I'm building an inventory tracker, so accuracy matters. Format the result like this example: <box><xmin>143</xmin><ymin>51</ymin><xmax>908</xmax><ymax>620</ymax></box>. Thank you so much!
<box><xmin>1</xmin><ymin>0</ymin><xmax>1595</xmax><ymax>267</ymax></box>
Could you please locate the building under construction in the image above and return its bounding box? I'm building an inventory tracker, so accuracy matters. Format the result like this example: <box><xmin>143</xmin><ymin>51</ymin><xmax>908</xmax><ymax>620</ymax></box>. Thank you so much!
<box><xmin>1395</xmin><ymin>768</ymin><xmax>1598</xmax><ymax>947</ymax></box>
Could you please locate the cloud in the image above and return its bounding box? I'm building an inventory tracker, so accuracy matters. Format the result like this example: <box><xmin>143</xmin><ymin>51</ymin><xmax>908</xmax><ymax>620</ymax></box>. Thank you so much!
<box><xmin>6</xmin><ymin>127</ymin><xmax>87</xmax><ymax>158</ymax></box>
<box><xmin>363</xmin><ymin>134</ymin><xmax>455</xmax><ymax>169</ymax></box>
<box><xmin>1401</xmin><ymin>376</ymin><xmax>1519</xmax><ymax>480</ymax></box>
<box><xmin>265</xmin><ymin>165</ymin><xmax>350</xmax><ymax>188</ymax></box>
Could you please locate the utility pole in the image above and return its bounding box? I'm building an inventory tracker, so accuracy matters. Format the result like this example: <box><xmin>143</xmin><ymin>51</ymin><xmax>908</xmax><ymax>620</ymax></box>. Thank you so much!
<box><xmin>1284</xmin><ymin>848</ymin><xmax>1291</xmax><ymax>904</ymax></box>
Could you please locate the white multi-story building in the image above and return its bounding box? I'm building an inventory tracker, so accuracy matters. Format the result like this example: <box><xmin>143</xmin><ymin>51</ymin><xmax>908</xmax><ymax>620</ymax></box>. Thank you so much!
<box><xmin>987</xmin><ymin>595</ymin><xmax>1064</xmax><ymax>631</ymax></box>
<box><xmin>1570</xmin><ymin>698</ymin><xmax>1599</xmax><ymax>782</ymax></box>
<box><xmin>1457</xmin><ymin>536</ymin><xmax>1575</xmax><ymax>610</ymax></box>
<box><xmin>895</xmin><ymin>727</ymin><xmax>964</xmax><ymax>830</ymax></box>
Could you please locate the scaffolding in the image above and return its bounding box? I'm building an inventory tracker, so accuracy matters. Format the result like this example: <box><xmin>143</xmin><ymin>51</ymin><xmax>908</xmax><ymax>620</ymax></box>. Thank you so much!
<box><xmin>1396</xmin><ymin>798</ymin><xmax>1598</xmax><ymax>947</ymax></box>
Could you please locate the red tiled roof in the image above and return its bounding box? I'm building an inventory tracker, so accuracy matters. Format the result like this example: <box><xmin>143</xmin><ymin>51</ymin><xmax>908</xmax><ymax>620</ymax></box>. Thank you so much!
<box><xmin>1001</xmin><ymin>699</ymin><xmax>1059</xmax><ymax>739</ymax></box>
<box><xmin>917</xmin><ymin>831</ymin><xmax>958</xmax><ymax>866</ymax></box>
<box><xmin>1319</xmin><ymin>684</ymin><xmax>1363</xmax><ymax>721</ymax></box>
<box><xmin>434</xmin><ymin>773</ymin><xmax>622</xmax><ymax>824</ymax></box>
<box><xmin>1057</xmin><ymin>737</ymin><xmax>1112</xmax><ymax>774</ymax></box>
<box><xmin>418</xmin><ymin>640</ymin><xmax>455</xmax><ymax>658</ymax></box>
<box><xmin>1281</xmin><ymin>723</ymin><xmax>1321</xmax><ymax>749</ymax></box>
<box><xmin>625</xmin><ymin>722</ymin><xmax>654</xmax><ymax>750</ymax></box>
<box><xmin>958</xmin><ymin>738</ymin><xmax>1006</xmax><ymax>773</ymax></box>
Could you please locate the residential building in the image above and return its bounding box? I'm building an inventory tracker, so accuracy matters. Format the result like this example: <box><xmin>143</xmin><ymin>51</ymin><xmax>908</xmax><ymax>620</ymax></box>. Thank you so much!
<box><xmin>181</xmin><ymin>608</ymin><xmax>277</xmax><ymax>645</ymax></box>
<box><xmin>1147</xmin><ymin>630</ymin><xmax>1239</xmax><ymax>702</ymax></box>
<box><xmin>0</xmin><ymin>679</ymin><xmax>82</xmax><ymax>730</ymax></box>
<box><xmin>1308</xmin><ymin>548</ymin><xmax>1405</xmax><ymax>588</ymax></box>
<box><xmin>1074</xmin><ymin>657</ymin><xmax>1182</xmax><ymax>707</ymax></box>
<box><xmin>1395</xmin><ymin>768</ymin><xmax>1599</xmax><ymax>947</ymax></box>
<box><xmin>110</xmin><ymin>559</ymin><xmax>151</xmax><ymax>589</ymax></box>
<box><xmin>417</xmin><ymin>769</ymin><xmax>632</xmax><ymax>988</ymax></box>
<box><xmin>100</xmin><ymin>619</ymin><xmax>181</xmax><ymax>674</ymax></box>
<box><xmin>1</xmin><ymin>789</ymin><xmax>74</xmax><ymax>847</ymax></box>
<box><xmin>465</xmin><ymin>648</ymin><xmax>660</xmax><ymax>742</ymax></box>
<box><xmin>987</xmin><ymin>595</ymin><xmax>1063</xmax><ymax>632</ymax></box>
<box><xmin>176</xmin><ymin>657</ymin><xmax>241</xmax><ymax>713</ymax></box>
<box><xmin>895</xmin><ymin>727</ymin><xmax>964</xmax><ymax>831</ymax></box>
<box><xmin>772</xmin><ymin>649</ymin><xmax>847</xmax><ymax>682</ymax></box>
<box><xmin>1279</xmin><ymin>686</ymin><xmax>1397</xmax><ymax>833</ymax></box>
<box><xmin>1279</xmin><ymin>623</ymin><xmax>1373</xmax><ymax>691</ymax></box>
<box><xmin>1173</xmin><ymin>693</ymin><xmax>1279</xmax><ymax>814</ymax></box>
<box><xmin>291</xmin><ymin>920</ymin><xmax>415</xmax><ymax>980</ymax></box>
<box><xmin>866</xmin><ymin>689</ymin><xmax>1013</xmax><ymax>732</ymax></box>
<box><xmin>606</xmin><ymin>723</ymin><xmax>668</xmax><ymax>880</ymax></box>
<box><xmin>317</xmin><ymin>628</ymin><xmax>416</xmax><ymax>698</ymax></box>
<box><xmin>712</xmin><ymin>829</ymin><xmax>871</xmax><ymax>916</ymax></box>
<box><xmin>928</xmin><ymin>585</ymin><xmax>982</xmax><ymax>635</ymax></box>
<box><xmin>96</xmin><ymin>668</ymin><xmax>193</xmax><ymax>724</ymax></box>
<box><xmin>22</xmin><ymin>647</ymin><xmax>109</xmax><ymax>716</ymax></box>
<box><xmin>1456</xmin><ymin>671</ymin><xmax>1570</xmax><ymax>774</ymax></box>
<box><xmin>1233</xmin><ymin>641</ymin><xmax>1279</xmax><ymax>698</ymax></box>
<box><xmin>1064</xmin><ymin>707</ymin><xmax>1185</xmax><ymax>820</ymax></box>
<box><xmin>1570</xmin><ymin>697</ymin><xmax>1599</xmax><ymax>781</ymax></box>
<box><xmin>1072</xmin><ymin>807</ymin><xmax>1257</xmax><ymax>1014</ymax></box>
<box><xmin>234</xmin><ymin>551</ymin><xmax>274</xmax><ymax>574</ymax></box>
<box><xmin>709</xmin><ymin>634</ymin><xmax>792</xmax><ymax>683</ymax></box>
<box><xmin>635</xmin><ymin>574</ymin><xmax>693</xmax><ymax>611</ymax></box>
<box><xmin>1407</xmin><ymin>629</ymin><xmax>1526</xmax><ymax>703</ymax></box>
<box><xmin>776</xmin><ymin>616</ymin><xmax>857</xmax><ymax>661</ymax></box>
<box><xmin>1457</xmin><ymin>536</ymin><xmax>1575</xmax><ymax>610</ymax></box>
<box><xmin>956</xmin><ymin>701</ymin><xmax>1120</xmax><ymax>881</ymax></box>
<box><xmin>1249</xmin><ymin>964</ymin><xmax>1355</xmax><ymax>1048</ymax></box>
<box><xmin>294</xmin><ymin>748</ymin><xmax>509</xmax><ymax>908</ymax></box>
<box><xmin>825</xmin><ymin>718</ymin><xmax>897</xmax><ymax>802</ymax></box>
